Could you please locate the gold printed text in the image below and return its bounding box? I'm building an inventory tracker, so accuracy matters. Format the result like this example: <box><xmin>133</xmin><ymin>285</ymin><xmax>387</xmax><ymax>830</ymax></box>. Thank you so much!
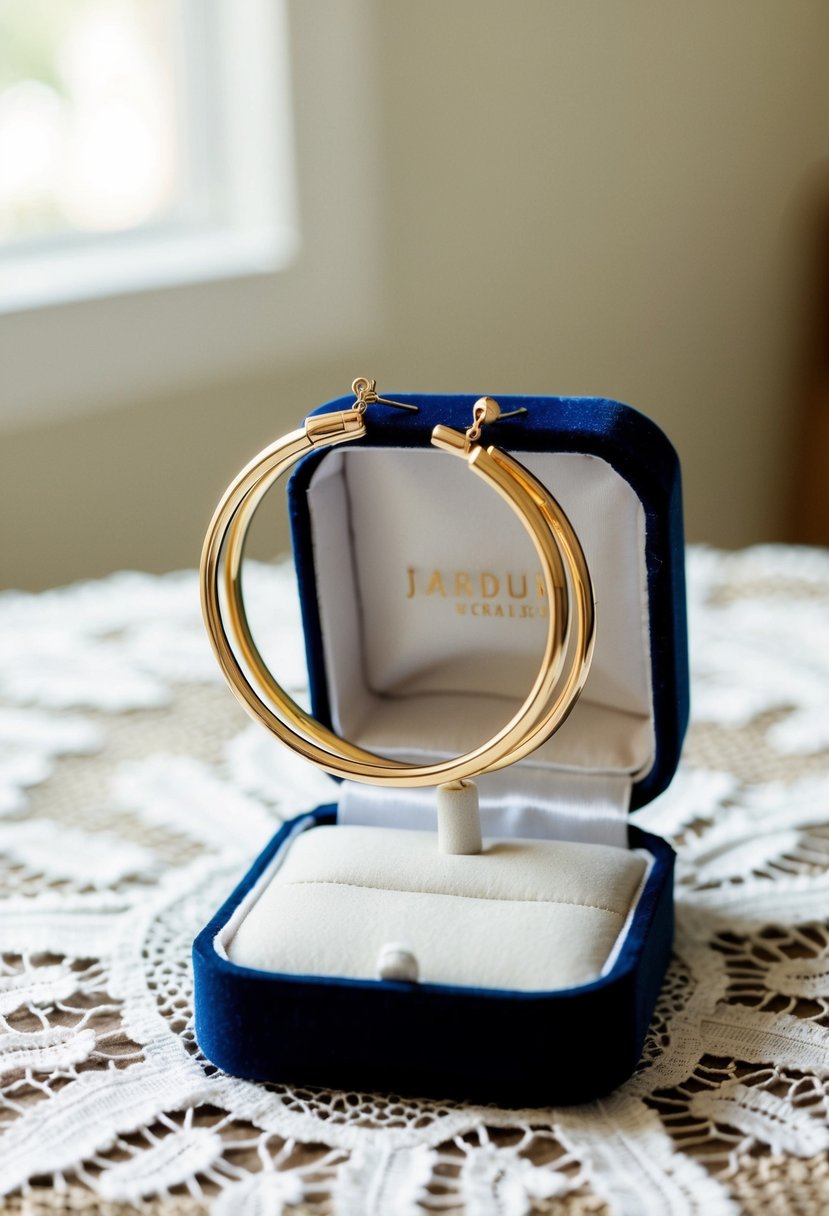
<box><xmin>405</xmin><ymin>567</ymin><xmax>547</xmax><ymax>619</ymax></box>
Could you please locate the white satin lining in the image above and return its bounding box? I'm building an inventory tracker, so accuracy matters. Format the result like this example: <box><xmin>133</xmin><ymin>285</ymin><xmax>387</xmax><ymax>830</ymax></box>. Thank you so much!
<box><xmin>305</xmin><ymin>444</ymin><xmax>655</xmax><ymax>844</ymax></box>
<box><xmin>338</xmin><ymin>770</ymin><xmax>632</xmax><ymax>847</ymax></box>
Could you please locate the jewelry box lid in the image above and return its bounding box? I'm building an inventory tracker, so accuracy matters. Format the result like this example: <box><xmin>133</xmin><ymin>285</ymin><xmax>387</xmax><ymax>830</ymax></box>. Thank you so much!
<box><xmin>287</xmin><ymin>392</ymin><xmax>688</xmax><ymax>812</ymax></box>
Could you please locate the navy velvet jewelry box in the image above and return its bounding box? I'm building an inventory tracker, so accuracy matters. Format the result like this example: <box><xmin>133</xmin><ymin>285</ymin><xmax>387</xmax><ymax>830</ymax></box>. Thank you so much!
<box><xmin>193</xmin><ymin>392</ymin><xmax>688</xmax><ymax>1107</ymax></box>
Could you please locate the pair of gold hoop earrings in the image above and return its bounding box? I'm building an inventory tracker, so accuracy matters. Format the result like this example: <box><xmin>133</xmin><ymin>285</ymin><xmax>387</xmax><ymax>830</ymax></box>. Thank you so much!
<box><xmin>200</xmin><ymin>378</ymin><xmax>596</xmax><ymax>788</ymax></box>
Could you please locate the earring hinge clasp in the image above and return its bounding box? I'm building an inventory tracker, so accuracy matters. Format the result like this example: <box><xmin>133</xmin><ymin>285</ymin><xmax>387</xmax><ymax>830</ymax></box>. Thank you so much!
<box><xmin>351</xmin><ymin>377</ymin><xmax>418</xmax><ymax>414</ymax></box>
<box><xmin>312</xmin><ymin>378</ymin><xmax>530</xmax><ymax>450</ymax></box>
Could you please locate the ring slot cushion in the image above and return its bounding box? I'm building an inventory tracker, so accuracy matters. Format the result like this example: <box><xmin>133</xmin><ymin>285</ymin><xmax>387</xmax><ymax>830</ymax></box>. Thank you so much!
<box><xmin>193</xmin><ymin>393</ymin><xmax>688</xmax><ymax>1105</ymax></box>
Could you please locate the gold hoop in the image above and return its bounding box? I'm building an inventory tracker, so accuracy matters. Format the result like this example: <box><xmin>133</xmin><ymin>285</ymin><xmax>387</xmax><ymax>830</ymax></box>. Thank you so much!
<box><xmin>200</xmin><ymin>389</ymin><xmax>595</xmax><ymax>787</ymax></box>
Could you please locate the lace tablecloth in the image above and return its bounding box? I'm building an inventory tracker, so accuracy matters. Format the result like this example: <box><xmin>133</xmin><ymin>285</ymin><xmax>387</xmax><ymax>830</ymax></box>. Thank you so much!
<box><xmin>1</xmin><ymin>545</ymin><xmax>828</xmax><ymax>1215</ymax></box>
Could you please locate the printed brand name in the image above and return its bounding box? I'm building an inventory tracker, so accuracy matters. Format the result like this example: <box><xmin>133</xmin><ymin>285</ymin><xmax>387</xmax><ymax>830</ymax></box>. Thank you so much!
<box><xmin>405</xmin><ymin>568</ymin><xmax>548</xmax><ymax>619</ymax></box>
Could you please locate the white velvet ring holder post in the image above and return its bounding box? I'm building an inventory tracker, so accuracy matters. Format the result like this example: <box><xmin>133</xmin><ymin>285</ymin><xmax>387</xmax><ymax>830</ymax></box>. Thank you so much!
<box><xmin>223</xmin><ymin>441</ymin><xmax>658</xmax><ymax>996</ymax></box>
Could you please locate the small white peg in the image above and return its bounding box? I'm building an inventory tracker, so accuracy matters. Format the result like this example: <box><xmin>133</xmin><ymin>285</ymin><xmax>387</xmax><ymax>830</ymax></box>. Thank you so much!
<box><xmin>437</xmin><ymin>779</ymin><xmax>482</xmax><ymax>855</ymax></box>
<box><xmin>376</xmin><ymin>942</ymin><xmax>419</xmax><ymax>983</ymax></box>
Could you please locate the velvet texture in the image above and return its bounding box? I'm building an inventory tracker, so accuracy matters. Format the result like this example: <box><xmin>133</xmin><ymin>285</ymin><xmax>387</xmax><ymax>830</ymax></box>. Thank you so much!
<box><xmin>288</xmin><ymin>393</ymin><xmax>688</xmax><ymax>809</ymax></box>
<box><xmin>193</xmin><ymin>392</ymin><xmax>686</xmax><ymax>1105</ymax></box>
<box><xmin>193</xmin><ymin>811</ymin><xmax>675</xmax><ymax>1107</ymax></box>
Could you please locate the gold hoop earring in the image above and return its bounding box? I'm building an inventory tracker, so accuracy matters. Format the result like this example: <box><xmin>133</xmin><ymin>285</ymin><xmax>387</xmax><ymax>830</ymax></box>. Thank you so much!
<box><xmin>200</xmin><ymin>379</ymin><xmax>596</xmax><ymax>787</ymax></box>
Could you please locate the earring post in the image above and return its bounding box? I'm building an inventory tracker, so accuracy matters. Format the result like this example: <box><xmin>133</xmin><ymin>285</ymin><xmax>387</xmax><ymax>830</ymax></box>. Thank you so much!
<box><xmin>372</xmin><ymin>394</ymin><xmax>419</xmax><ymax>412</ymax></box>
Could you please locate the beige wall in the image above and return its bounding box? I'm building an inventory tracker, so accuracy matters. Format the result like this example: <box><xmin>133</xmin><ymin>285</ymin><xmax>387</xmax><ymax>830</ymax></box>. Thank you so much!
<box><xmin>3</xmin><ymin>1</ymin><xmax>828</xmax><ymax>590</ymax></box>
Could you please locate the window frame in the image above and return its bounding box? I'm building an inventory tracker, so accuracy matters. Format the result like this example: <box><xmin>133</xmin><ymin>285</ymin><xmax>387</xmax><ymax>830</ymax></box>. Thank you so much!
<box><xmin>0</xmin><ymin>0</ymin><xmax>381</xmax><ymax>429</ymax></box>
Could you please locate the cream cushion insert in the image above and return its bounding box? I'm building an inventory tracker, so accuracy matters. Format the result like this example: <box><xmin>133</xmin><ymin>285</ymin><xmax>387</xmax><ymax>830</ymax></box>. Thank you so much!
<box><xmin>226</xmin><ymin>825</ymin><xmax>648</xmax><ymax>992</ymax></box>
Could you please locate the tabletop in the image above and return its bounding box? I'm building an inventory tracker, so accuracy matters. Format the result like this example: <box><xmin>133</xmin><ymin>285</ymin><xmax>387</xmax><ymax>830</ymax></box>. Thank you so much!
<box><xmin>0</xmin><ymin>545</ymin><xmax>828</xmax><ymax>1215</ymax></box>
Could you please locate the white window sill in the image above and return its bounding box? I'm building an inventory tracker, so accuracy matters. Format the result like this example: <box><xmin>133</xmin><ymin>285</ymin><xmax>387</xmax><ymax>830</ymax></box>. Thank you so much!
<box><xmin>0</xmin><ymin>226</ymin><xmax>300</xmax><ymax>315</ymax></box>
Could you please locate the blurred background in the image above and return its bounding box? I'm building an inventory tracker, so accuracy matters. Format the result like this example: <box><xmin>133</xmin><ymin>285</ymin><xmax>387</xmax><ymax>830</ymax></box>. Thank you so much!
<box><xmin>1</xmin><ymin>0</ymin><xmax>828</xmax><ymax>591</ymax></box>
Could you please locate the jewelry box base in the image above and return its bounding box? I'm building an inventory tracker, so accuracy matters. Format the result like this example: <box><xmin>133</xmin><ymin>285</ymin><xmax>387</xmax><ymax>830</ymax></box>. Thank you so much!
<box><xmin>193</xmin><ymin>808</ymin><xmax>675</xmax><ymax>1107</ymax></box>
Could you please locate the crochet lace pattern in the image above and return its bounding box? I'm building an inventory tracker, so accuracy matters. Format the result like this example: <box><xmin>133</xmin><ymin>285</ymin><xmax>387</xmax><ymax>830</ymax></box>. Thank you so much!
<box><xmin>0</xmin><ymin>546</ymin><xmax>828</xmax><ymax>1214</ymax></box>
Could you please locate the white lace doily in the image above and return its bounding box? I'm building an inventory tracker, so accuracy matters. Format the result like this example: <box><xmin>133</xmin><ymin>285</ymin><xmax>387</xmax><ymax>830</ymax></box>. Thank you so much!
<box><xmin>1</xmin><ymin>546</ymin><xmax>829</xmax><ymax>1214</ymax></box>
